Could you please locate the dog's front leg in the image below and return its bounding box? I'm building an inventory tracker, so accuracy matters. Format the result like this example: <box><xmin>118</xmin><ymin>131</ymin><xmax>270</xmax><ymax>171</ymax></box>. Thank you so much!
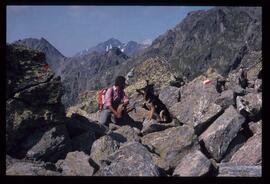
<box><xmin>148</xmin><ymin>105</ymin><xmax>155</xmax><ymax>120</ymax></box>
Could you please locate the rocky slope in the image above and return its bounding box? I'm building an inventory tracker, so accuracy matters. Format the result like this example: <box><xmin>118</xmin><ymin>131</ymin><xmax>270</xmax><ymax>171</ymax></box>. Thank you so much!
<box><xmin>6</xmin><ymin>6</ymin><xmax>262</xmax><ymax>176</ymax></box>
<box><xmin>6</xmin><ymin>42</ymin><xmax>261</xmax><ymax>176</ymax></box>
<box><xmin>131</xmin><ymin>7</ymin><xmax>262</xmax><ymax>81</ymax></box>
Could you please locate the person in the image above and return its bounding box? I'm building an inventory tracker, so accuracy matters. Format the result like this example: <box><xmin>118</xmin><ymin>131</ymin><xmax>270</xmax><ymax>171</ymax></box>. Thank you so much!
<box><xmin>99</xmin><ymin>76</ymin><xmax>134</xmax><ymax>127</ymax></box>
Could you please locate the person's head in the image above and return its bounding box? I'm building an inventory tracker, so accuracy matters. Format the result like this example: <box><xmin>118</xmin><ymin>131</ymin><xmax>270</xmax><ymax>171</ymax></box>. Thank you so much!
<box><xmin>115</xmin><ymin>76</ymin><xmax>126</xmax><ymax>90</ymax></box>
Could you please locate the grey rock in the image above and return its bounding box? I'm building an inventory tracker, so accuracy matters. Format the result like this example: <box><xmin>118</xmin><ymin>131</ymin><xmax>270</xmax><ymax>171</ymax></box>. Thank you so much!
<box><xmin>159</xmin><ymin>86</ymin><xmax>181</xmax><ymax>108</ymax></box>
<box><xmin>215</xmin><ymin>90</ymin><xmax>236</xmax><ymax>109</ymax></box>
<box><xmin>24</xmin><ymin>124</ymin><xmax>72</xmax><ymax>162</ymax></box>
<box><xmin>169</xmin><ymin>74</ymin><xmax>221</xmax><ymax>129</ymax></box>
<box><xmin>236</xmin><ymin>93</ymin><xmax>262</xmax><ymax>120</ymax></box>
<box><xmin>229</xmin><ymin>133</ymin><xmax>261</xmax><ymax>165</ymax></box>
<box><xmin>173</xmin><ymin>150</ymin><xmax>212</xmax><ymax>176</ymax></box>
<box><xmin>199</xmin><ymin>106</ymin><xmax>245</xmax><ymax>161</ymax></box>
<box><xmin>108</xmin><ymin>125</ymin><xmax>141</xmax><ymax>143</ymax></box>
<box><xmin>6</xmin><ymin>159</ymin><xmax>60</xmax><ymax>176</ymax></box>
<box><xmin>218</xmin><ymin>163</ymin><xmax>261</xmax><ymax>177</ymax></box>
<box><xmin>254</xmin><ymin>79</ymin><xmax>262</xmax><ymax>92</ymax></box>
<box><xmin>249</xmin><ymin>120</ymin><xmax>262</xmax><ymax>135</ymax></box>
<box><xmin>192</xmin><ymin>103</ymin><xmax>223</xmax><ymax>135</ymax></box>
<box><xmin>142</xmin><ymin>125</ymin><xmax>199</xmax><ymax>170</ymax></box>
<box><xmin>141</xmin><ymin>119</ymin><xmax>174</xmax><ymax>135</ymax></box>
<box><xmin>220</xmin><ymin>131</ymin><xmax>248</xmax><ymax>163</ymax></box>
<box><xmin>90</xmin><ymin>135</ymin><xmax>120</xmax><ymax>166</ymax></box>
<box><xmin>98</xmin><ymin>142</ymin><xmax>160</xmax><ymax>176</ymax></box>
<box><xmin>70</xmin><ymin>131</ymin><xmax>96</xmax><ymax>154</ymax></box>
<box><xmin>65</xmin><ymin>113</ymin><xmax>107</xmax><ymax>138</ymax></box>
<box><xmin>56</xmin><ymin>151</ymin><xmax>94</xmax><ymax>176</ymax></box>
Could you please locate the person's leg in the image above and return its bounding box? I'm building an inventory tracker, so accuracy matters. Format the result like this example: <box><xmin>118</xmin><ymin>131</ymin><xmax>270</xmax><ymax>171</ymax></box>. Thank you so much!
<box><xmin>99</xmin><ymin>109</ymin><xmax>111</xmax><ymax>126</ymax></box>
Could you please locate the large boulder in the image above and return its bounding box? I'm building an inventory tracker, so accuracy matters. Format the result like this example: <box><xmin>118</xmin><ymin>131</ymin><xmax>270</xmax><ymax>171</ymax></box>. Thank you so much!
<box><xmin>90</xmin><ymin>135</ymin><xmax>120</xmax><ymax>166</ymax></box>
<box><xmin>191</xmin><ymin>103</ymin><xmax>223</xmax><ymax>135</ymax></box>
<box><xmin>6</xmin><ymin>156</ymin><xmax>60</xmax><ymax>176</ymax></box>
<box><xmin>108</xmin><ymin>125</ymin><xmax>141</xmax><ymax>143</ymax></box>
<box><xmin>158</xmin><ymin>86</ymin><xmax>181</xmax><ymax>109</ymax></box>
<box><xmin>97</xmin><ymin>142</ymin><xmax>160</xmax><ymax>176</ymax></box>
<box><xmin>236</xmin><ymin>93</ymin><xmax>262</xmax><ymax>120</ymax></box>
<box><xmin>23</xmin><ymin>124</ymin><xmax>71</xmax><ymax>162</ymax></box>
<box><xmin>141</xmin><ymin>125</ymin><xmax>199</xmax><ymax>170</ymax></box>
<box><xmin>248</xmin><ymin>120</ymin><xmax>262</xmax><ymax>135</ymax></box>
<box><xmin>173</xmin><ymin>150</ymin><xmax>212</xmax><ymax>176</ymax></box>
<box><xmin>141</xmin><ymin>119</ymin><xmax>174</xmax><ymax>135</ymax></box>
<box><xmin>220</xmin><ymin>131</ymin><xmax>248</xmax><ymax>163</ymax></box>
<box><xmin>229</xmin><ymin>133</ymin><xmax>261</xmax><ymax>166</ymax></box>
<box><xmin>56</xmin><ymin>151</ymin><xmax>94</xmax><ymax>176</ymax></box>
<box><xmin>218</xmin><ymin>163</ymin><xmax>261</xmax><ymax>177</ymax></box>
<box><xmin>214</xmin><ymin>90</ymin><xmax>236</xmax><ymax>109</ymax></box>
<box><xmin>6</xmin><ymin>44</ymin><xmax>71</xmax><ymax>162</ymax></box>
<box><xmin>70</xmin><ymin>131</ymin><xmax>96</xmax><ymax>154</ymax></box>
<box><xmin>199</xmin><ymin>106</ymin><xmax>245</xmax><ymax>161</ymax></box>
<box><xmin>169</xmin><ymin>72</ymin><xmax>221</xmax><ymax>132</ymax></box>
<box><xmin>65</xmin><ymin>113</ymin><xmax>107</xmax><ymax>139</ymax></box>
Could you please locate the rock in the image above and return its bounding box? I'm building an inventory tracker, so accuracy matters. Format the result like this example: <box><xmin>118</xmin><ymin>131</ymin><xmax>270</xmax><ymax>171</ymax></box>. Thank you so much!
<box><xmin>236</xmin><ymin>93</ymin><xmax>262</xmax><ymax>120</ymax></box>
<box><xmin>65</xmin><ymin>113</ymin><xmax>107</xmax><ymax>138</ymax></box>
<box><xmin>141</xmin><ymin>119</ymin><xmax>174</xmax><ymax>135</ymax></box>
<box><xmin>254</xmin><ymin>79</ymin><xmax>262</xmax><ymax>92</ymax></box>
<box><xmin>6</xmin><ymin>44</ymin><xmax>71</xmax><ymax>162</ymax></box>
<box><xmin>199</xmin><ymin>106</ymin><xmax>245</xmax><ymax>161</ymax></box>
<box><xmin>169</xmin><ymin>74</ymin><xmax>221</xmax><ymax>129</ymax></box>
<box><xmin>90</xmin><ymin>135</ymin><xmax>120</xmax><ymax>166</ymax></box>
<box><xmin>66</xmin><ymin>105</ymin><xmax>101</xmax><ymax>122</ymax></box>
<box><xmin>218</xmin><ymin>163</ymin><xmax>261</xmax><ymax>177</ymax></box>
<box><xmin>229</xmin><ymin>133</ymin><xmax>261</xmax><ymax>165</ymax></box>
<box><xmin>220</xmin><ymin>131</ymin><xmax>248</xmax><ymax>163</ymax></box>
<box><xmin>70</xmin><ymin>131</ymin><xmax>96</xmax><ymax>154</ymax></box>
<box><xmin>159</xmin><ymin>86</ymin><xmax>181</xmax><ymax>108</ymax></box>
<box><xmin>56</xmin><ymin>151</ymin><xmax>94</xmax><ymax>176</ymax></box>
<box><xmin>6</xmin><ymin>159</ymin><xmax>60</xmax><ymax>176</ymax></box>
<box><xmin>25</xmin><ymin>125</ymin><xmax>71</xmax><ymax>162</ymax></box>
<box><xmin>173</xmin><ymin>150</ymin><xmax>212</xmax><ymax>176</ymax></box>
<box><xmin>128</xmin><ymin>106</ymin><xmax>149</xmax><ymax>123</ymax></box>
<box><xmin>248</xmin><ymin>120</ymin><xmax>262</xmax><ymax>135</ymax></box>
<box><xmin>9</xmin><ymin>124</ymin><xmax>71</xmax><ymax>163</ymax></box>
<box><xmin>108</xmin><ymin>125</ymin><xmax>141</xmax><ymax>143</ymax></box>
<box><xmin>192</xmin><ymin>103</ymin><xmax>223</xmax><ymax>135</ymax></box>
<box><xmin>142</xmin><ymin>125</ymin><xmax>199</xmax><ymax>170</ymax></box>
<box><xmin>215</xmin><ymin>90</ymin><xmax>236</xmax><ymax>109</ymax></box>
<box><xmin>98</xmin><ymin>142</ymin><xmax>160</xmax><ymax>176</ymax></box>
<box><xmin>13</xmin><ymin>76</ymin><xmax>63</xmax><ymax>106</ymax></box>
<box><xmin>6</xmin><ymin>44</ymin><xmax>54</xmax><ymax>99</ymax></box>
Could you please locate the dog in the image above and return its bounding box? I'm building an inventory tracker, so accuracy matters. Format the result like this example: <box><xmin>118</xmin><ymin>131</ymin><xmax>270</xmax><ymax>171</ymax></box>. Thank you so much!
<box><xmin>136</xmin><ymin>80</ymin><xmax>172</xmax><ymax>123</ymax></box>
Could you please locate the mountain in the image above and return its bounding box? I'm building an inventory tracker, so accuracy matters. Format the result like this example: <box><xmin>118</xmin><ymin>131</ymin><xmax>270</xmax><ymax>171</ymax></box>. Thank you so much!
<box><xmin>137</xmin><ymin>7</ymin><xmax>262</xmax><ymax>80</ymax></box>
<box><xmin>75</xmin><ymin>38</ymin><xmax>149</xmax><ymax>57</ymax></box>
<box><xmin>60</xmin><ymin>47</ymin><xmax>129</xmax><ymax>107</ymax></box>
<box><xmin>13</xmin><ymin>37</ymin><xmax>66</xmax><ymax>75</ymax></box>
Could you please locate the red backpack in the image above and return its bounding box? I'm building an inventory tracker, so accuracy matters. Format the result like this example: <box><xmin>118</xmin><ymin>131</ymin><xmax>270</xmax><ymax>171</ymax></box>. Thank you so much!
<box><xmin>98</xmin><ymin>87</ymin><xmax>113</xmax><ymax>110</ymax></box>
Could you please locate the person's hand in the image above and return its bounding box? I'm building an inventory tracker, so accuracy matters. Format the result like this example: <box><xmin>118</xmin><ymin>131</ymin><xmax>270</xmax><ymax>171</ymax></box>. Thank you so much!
<box><xmin>115</xmin><ymin>113</ymin><xmax>122</xmax><ymax>119</ymax></box>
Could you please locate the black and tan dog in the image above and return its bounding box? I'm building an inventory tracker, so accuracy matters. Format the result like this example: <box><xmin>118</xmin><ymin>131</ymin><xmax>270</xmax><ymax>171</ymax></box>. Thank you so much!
<box><xmin>136</xmin><ymin>80</ymin><xmax>172</xmax><ymax>123</ymax></box>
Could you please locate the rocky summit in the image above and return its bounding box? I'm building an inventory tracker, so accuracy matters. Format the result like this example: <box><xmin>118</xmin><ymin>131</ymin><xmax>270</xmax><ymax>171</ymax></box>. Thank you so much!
<box><xmin>6</xmin><ymin>7</ymin><xmax>262</xmax><ymax>177</ymax></box>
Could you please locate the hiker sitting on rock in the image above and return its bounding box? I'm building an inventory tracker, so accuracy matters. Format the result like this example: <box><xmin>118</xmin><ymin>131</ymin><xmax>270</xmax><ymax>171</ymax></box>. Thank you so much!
<box><xmin>99</xmin><ymin>76</ymin><xmax>135</xmax><ymax>127</ymax></box>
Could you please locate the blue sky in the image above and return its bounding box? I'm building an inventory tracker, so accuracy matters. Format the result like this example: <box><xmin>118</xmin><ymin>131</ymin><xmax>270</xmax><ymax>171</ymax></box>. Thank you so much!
<box><xmin>7</xmin><ymin>6</ymin><xmax>213</xmax><ymax>57</ymax></box>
